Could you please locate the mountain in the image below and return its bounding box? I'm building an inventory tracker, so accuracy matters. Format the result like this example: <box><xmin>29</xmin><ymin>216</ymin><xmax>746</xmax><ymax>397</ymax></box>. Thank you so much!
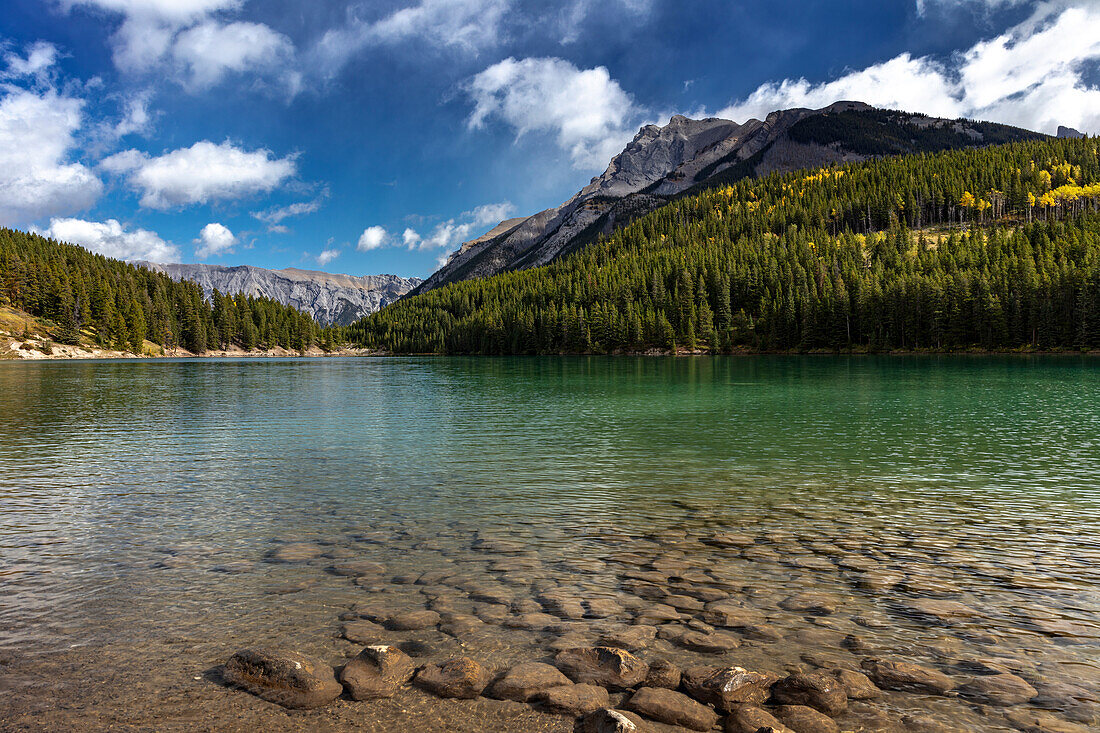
<box><xmin>349</xmin><ymin>136</ymin><xmax>1100</xmax><ymax>355</ymax></box>
<box><xmin>1058</xmin><ymin>125</ymin><xmax>1085</xmax><ymax>139</ymax></box>
<box><xmin>416</xmin><ymin>102</ymin><xmax>1045</xmax><ymax>294</ymax></box>
<box><xmin>1</xmin><ymin>227</ymin><xmax>329</xmax><ymax>354</ymax></box>
<box><xmin>136</xmin><ymin>262</ymin><xmax>421</xmax><ymax>327</ymax></box>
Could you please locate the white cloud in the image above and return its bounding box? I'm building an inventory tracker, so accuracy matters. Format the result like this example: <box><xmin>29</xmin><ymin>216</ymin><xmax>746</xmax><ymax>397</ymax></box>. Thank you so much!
<box><xmin>466</xmin><ymin>57</ymin><xmax>639</xmax><ymax>169</ymax></box>
<box><xmin>102</xmin><ymin>140</ymin><xmax>296</xmax><ymax>209</ymax></box>
<box><xmin>113</xmin><ymin>92</ymin><xmax>153</xmax><ymax>138</ymax></box>
<box><xmin>252</xmin><ymin>197</ymin><xmax>325</xmax><ymax>226</ymax></box>
<box><xmin>402</xmin><ymin>200</ymin><xmax>516</xmax><ymax>251</ymax></box>
<box><xmin>916</xmin><ymin>0</ymin><xmax>1027</xmax><ymax>17</ymax></box>
<box><xmin>65</xmin><ymin>0</ymin><xmax>243</xmax><ymax>73</ymax></box>
<box><xmin>2</xmin><ymin>41</ymin><xmax>59</xmax><ymax>79</ymax></box>
<box><xmin>357</xmin><ymin>225</ymin><xmax>389</xmax><ymax>251</ymax></box>
<box><xmin>718</xmin><ymin>54</ymin><xmax>962</xmax><ymax>122</ymax></box>
<box><xmin>557</xmin><ymin>0</ymin><xmax>655</xmax><ymax>43</ymax></box>
<box><xmin>64</xmin><ymin>0</ymin><xmax>294</xmax><ymax>93</ymax></box>
<box><xmin>718</xmin><ymin>2</ymin><xmax>1100</xmax><ymax>136</ymax></box>
<box><xmin>42</xmin><ymin>217</ymin><xmax>178</xmax><ymax>262</ymax></box>
<box><xmin>316</xmin><ymin>248</ymin><xmax>340</xmax><ymax>266</ymax></box>
<box><xmin>312</xmin><ymin>0</ymin><xmax>510</xmax><ymax>77</ymax></box>
<box><xmin>171</xmin><ymin>20</ymin><xmax>294</xmax><ymax>90</ymax></box>
<box><xmin>465</xmin><ymin>201</ymin><xmax>516</xmax><ymax>227</ymax></box>
<box><xmin>194</xmin><ymin>222</ymin><xmax>236</xmax><ymax>258</ymax></box>
<box><xmin>0</xmin><ymin>86</ymin><xmax>102</xmax><ymax>223</ymax></box>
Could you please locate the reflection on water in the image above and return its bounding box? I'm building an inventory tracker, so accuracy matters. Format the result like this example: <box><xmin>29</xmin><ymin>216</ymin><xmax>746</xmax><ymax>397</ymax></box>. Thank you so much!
<box><xmin>1</xmin><ymin>356</ymin><xmax>1099</xmax><ymax>730</ymax></box>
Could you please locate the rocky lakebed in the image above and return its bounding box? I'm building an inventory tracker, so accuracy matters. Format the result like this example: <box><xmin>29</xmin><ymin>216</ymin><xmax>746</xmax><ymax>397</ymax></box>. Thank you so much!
<box><xmin>7</xmin><ymin>508</ymin><xmax>1088</xmax><ymax>733</ymax></box>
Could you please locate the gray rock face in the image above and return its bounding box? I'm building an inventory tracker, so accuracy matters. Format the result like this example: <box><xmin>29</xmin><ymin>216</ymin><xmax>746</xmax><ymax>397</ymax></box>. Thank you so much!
<box><xmin>417</xmin><ymin>101</ymin><xmax>1041</xmax><ymax>294</ymax></box>
<box><xmin>136</xmin><ymin>262</ymin><xmax>420</xmax><ymax>326</ymax></box>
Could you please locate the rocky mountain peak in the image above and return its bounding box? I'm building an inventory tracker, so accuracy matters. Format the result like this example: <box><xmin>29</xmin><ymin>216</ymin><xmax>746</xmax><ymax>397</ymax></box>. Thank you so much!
<box><xmin>137</xmin><ymin>262</ymin><xmax>421</xmax><ymax>326</ymax></box>
<box><xmin>414</xmin><ymin>102</ymin><xmax>1043</xmax><ymax>296</ymax></box>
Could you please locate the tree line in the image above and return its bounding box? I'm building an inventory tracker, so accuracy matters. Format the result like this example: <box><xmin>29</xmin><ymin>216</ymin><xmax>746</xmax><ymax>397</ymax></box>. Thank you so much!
<box><xmin>0</xmin><ymin>228</ymin><xmax>334</xmax><ymax>353</ymax></box>
<box><xmin>347</xmin><ymin>136</ymin><xmax>1100</xmax><ymax>354</ymax></box>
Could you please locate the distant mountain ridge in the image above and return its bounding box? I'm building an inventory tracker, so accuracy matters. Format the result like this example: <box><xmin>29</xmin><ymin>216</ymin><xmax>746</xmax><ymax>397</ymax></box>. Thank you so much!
<box><xmin>137</xmin><ymin>262</ymin><xmax>420</xmax><ymax>326</ymax></box>
<box><xmin>416</xmin><ymin>102</ymin><xmax>1046</xmax><ymax>294</ymax></box>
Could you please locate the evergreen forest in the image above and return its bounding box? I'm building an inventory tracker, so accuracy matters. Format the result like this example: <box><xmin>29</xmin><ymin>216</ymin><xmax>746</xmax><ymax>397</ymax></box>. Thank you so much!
<box><xmin>348</xmin><ymin>137</ymin><xmax>1100</xmax><ymax>354</ymax></box>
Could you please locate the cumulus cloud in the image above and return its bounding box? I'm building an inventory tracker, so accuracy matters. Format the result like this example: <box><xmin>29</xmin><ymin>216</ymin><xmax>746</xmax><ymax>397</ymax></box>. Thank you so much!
<box><xmin>64</xmin><ymin>0</ymin><xmax>294</xmax><ymax>92</ymax></box>
<box><xmin>194</xmin><ymin>221</ymin><xmax>236</xmax><ymax>258</ymax></box>
<box><xmin>171</xmin><ymin>20</ymin><xmax>294</xmax><ymax>90</ymax></box>
<box><xmin>403</xmin><ymin>200</ymin><xmax>516</xmax><ymax>251</ymax></box>
<box><xmin>312</xmin><ymin>0</ymin><xmax>510</xmax><ymax>77</ymax></box>
<box><xmin>357</xmin><ymin>225</ymin><xmax>389</xmax><ymax>251</ymax></box>
<box><xmin>316</xmin><ymin>248</ymin><xmax>340</xmax><ymax>266</ymax></box>
<box><xmin>102</xmin><ymin>140</ymin><xmax>296</xmax><ymax>209</ymax></box>
<box><xmin>466</xmin><ymin>57</ymin><xmax>639</xmax><ymax>169</ymax></box>
<box><xmin>64</xmin><ymin>0</ymin><xmax>242</xmax><ymax>72</ymax></box>
<box><xmin>0</xmin><ymin>85</ymin><xmax>102</xmax><ymax>224</ymax></box>
<box><xmin>42</xmin><ymin>217</ymin><xmax>178</xmax><ymax>262</ymax></box>
<box><xmin>718</xmin><ymin>1</ymin><xmax>1100</xmax><ymax>136</ymax></box>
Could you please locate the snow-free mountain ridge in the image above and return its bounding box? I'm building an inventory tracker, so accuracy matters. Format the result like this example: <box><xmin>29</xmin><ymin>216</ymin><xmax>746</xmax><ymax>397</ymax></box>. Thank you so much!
<box><xmin>416</xmin><ymin>102</ymin><xmax>1045</xmax><ymax>294</ymax></box>
<box><xmin>137</xmin><ymin>262</ymin><xmax>420</xmax><ymax>326</ymax></box>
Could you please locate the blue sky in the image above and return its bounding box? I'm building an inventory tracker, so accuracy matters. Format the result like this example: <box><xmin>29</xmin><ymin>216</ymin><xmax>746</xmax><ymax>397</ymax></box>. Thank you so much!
<box><xmin>1</xmin><ymin>0</ymin><xmax>1098</xmax><ymax>278</ymax></box>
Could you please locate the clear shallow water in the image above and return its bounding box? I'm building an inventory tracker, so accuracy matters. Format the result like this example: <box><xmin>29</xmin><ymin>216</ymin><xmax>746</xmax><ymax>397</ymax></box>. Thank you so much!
<box><xmin>1</xmin><ymin>356</ymin><xmax>1099</xmax><ymax>731</ymax></box>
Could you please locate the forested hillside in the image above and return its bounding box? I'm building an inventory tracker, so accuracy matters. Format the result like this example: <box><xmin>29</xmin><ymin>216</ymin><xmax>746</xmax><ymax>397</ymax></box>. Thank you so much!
<box><xmin>349</xmin><ymin>137</ymin><xmax>1100</xmax><ymax>354</ymax></box>
<box><xmin>0</xmin><ymin>229</ymin><xmax>332</xmax><ymax>353</ymax></box>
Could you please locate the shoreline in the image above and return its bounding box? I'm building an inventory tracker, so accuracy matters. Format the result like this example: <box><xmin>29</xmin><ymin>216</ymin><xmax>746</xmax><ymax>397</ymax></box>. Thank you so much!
<box><xmin>2</xmin><ymin>338</ymin><xmax>384</xmax><ymax>361</ymax></box>
<box><xmin>6</xmin><ymin>344</ymin><xmax>1100</xmax><ymax>361</ymax></box>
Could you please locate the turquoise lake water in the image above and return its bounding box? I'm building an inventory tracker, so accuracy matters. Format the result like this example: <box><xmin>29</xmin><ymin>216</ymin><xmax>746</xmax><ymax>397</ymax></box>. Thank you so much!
<box><xmin>1</xmin><ymin>356</ymin><xmax>1098</xmax><ymax>731</ymax></box>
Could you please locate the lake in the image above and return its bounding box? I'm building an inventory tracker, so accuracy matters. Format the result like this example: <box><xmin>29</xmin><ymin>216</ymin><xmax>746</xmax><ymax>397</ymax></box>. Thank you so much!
<box><xmin>1</xmin><ymin>356</ymin><xmax>1098</xmax><ymax>731</ymax></box>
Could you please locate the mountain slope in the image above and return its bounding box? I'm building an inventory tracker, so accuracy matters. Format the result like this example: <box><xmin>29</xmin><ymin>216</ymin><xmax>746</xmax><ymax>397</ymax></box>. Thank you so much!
<box><xmin>348</xmin><ymin>136</ymin><xmax>1100</xmax><ymax>354</ymax></box>
<box><xmin>0</xmin><ymin>228</ymin><xmax>329</xmax><ymax>354</ymax></box>
<box><xmin>136</xmin><ymin>262</ymin><xmax>420</xmax><ymax>327</ymax></box>
<box><xmin>416</xmin><ymin>102</ymin><xmax>1045</xmax><ymax>294</ymax></box>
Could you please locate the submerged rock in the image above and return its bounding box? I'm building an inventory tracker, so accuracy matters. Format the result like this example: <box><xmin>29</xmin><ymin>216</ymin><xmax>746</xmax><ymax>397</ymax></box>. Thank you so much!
<box><xmin>222</xmin><ymin>648</ymin><xmax>341</xmax><ymax>709</ymax></box>
<box><xmin>486</xmin><ymin>661</ymin><xmax>572</xmax><ymax>702</ymax></box>
<box><xmin>674</xmin><ymin>629</ymin><xmax>742</xmax><ymax>653</ymax></box>
<box><xmin>341</xmin><ymin>620</ymin><xmax>385</xmax><ymax>645</ymax></box>
<box><xmin>774</xmin><ymin>704</ymin><xmax>840</xmax><ymax>733</ymax></box>
<box><xmin>600</xmin><ymin>624</ymin><xmax>657</xmax><ymax>651</ymax></box>
<box><xmin>861</xmin><ymin>658</ymin><xmax>955</xmax><ymax>695</ymax></box>
<box><xmin>898</xmin><ymin>599</ymin><xmax>982</xmax><ymax>625</ymax></box>
<box><xmin>770</xmin><ymin>672</ymin><xmax>848</xmax><ymax>716</ymax></box>
<box><xmin>536</xmin><ymin>683</ymin><xmax>611</xmax><ymax>715</ymax></box>
<box><xmin>579</xmin><ymin>707</ymin><xmax>649</xmax><ymax>733</ymax></box>
<box><xmin>414</xmin><ymin>657</ymin><xmax>492</xmax><ymax>699</ymax></box>
<box><xmin>723</xmin><ymin>705</ymin><xmax>794</xmax><ymax>733</ymax></box>
<box><xmin>384</xmin><ymin>610</ymin><xmax>440</xmax><ymax>631</ymax></box>
<box><xmin>338</xmin><ymin>644</ymin><xmax>415</xmax><ymax>700</ymax></box>
<box><xmin>958</xmin><ymin>672</ymin><xmax>1037</xmax><ymax>705</ymax></box>
<box><xmin>329</xmin><ymin>559</ymin><xmax>386</xmax><ymax>577</ymax></box>
<box><xmin>828</xmin><ymin>667</ymin><xmax>881</xmax><ymax>700</ymax></box>
<box><xmin>778</xmin><ymin>593</ymin><xmax>838</xmax><ymax>615</ymax></box>
<box><xmin>643</xmin><ymin>659</ymin><xmax>681</xmax><ymax>689</ymax></box>
<box><xmin>265</xmin><ymin>543</ymin><xmax>324</xmax><ymax>563</ymax></box>
<box><xmin>627</xmin><ymin>686</ymin><xmax>718</xmax><ymax>731</ymax></box>
<box><xmin>681</xmin><ymin>665</ymin><xmax>776</xmax><ymax>711</ymax></box>
<box><xmin>554</xmin><ymin>647</ymin><xmax>649</xmax><ymax>690</ymax></box>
